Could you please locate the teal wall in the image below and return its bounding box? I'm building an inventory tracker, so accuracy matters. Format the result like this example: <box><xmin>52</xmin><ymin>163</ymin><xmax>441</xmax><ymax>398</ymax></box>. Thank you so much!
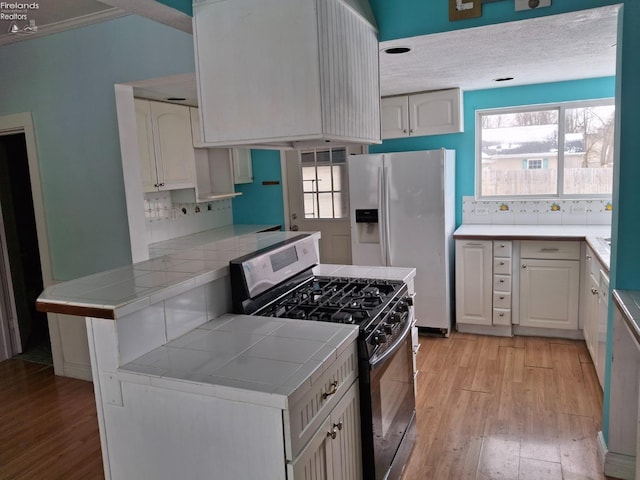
<box><xmin>370</xmin><ymin>77</ymin><xmax>616</xmax><ymax>226</ymax></box>
<box><xmin>0</xmin><ymin>15</ymin><xmax>196</xmax><ymax>280</ymax></box>
<box><xmin>232</xmin><ymin>150</ymin><xmax>285</xmax><ymax>228</ymax></box>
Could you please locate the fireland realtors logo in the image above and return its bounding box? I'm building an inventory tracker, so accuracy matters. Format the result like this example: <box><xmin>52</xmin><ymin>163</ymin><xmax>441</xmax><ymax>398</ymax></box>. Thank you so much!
<box><xmin>1</xmin><ymin>2</ymin><xmax>39</xmax><ymax>34</ymax></box>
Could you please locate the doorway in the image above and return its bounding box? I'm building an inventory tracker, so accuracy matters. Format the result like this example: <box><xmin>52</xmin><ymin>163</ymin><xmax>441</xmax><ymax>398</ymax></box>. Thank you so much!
<box><xmin>284</xmin><ymin>145</ymin><xmax>364</xmax><ymax>265</ymax></box>
<box><xmin>0</xmin><ymin>133</ymin><xmax>49</xmax><ymax>363</ymax></box>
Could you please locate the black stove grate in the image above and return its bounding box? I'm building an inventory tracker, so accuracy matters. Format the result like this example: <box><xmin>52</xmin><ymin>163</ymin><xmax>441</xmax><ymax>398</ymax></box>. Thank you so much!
<box><xmin>255</xmin><ymin>276</ymin><xmax>404</xmax><ymax>327</ymax></box>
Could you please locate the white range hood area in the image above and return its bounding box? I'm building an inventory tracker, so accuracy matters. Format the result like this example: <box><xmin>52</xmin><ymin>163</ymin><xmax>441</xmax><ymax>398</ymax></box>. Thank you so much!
<box><xmin>192</xmin><ymin>0</ymin><xmax>381</xmax><ymax>149</ymax></box>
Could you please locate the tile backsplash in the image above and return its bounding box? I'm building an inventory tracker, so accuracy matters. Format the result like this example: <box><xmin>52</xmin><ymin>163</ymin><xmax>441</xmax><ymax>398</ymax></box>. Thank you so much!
<box><xmin>462</xmin><ymin>197</ymin><xmax>612</xmax><ymax>225</ymax></box>
<box><xmin>144</xmin><ymin>191</ymin><xmax>233</xmax><ymax>244</ymax></box>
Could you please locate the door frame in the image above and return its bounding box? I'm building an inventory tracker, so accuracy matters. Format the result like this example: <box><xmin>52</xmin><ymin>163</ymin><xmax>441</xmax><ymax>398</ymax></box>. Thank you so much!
<box><xmin>0</xmin><ymin>112</ymin><xmax>53</xmax><ymax>361</ymax></box>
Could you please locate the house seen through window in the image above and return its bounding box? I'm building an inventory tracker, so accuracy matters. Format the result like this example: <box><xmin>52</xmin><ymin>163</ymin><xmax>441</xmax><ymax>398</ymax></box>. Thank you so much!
<box><xmin>300</xmin><ymin>148</ymin><xmax>348</xmax><ymax>219</ymax></box>
<box><xmin>477</xmin><ymin>100</ymin><xmax>615</xmax><ymax>198</ymax></box>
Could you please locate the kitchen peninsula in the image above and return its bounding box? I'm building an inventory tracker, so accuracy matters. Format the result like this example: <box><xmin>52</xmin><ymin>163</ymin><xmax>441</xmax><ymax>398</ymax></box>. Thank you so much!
<box><xmin>36</xmin><ymin>229</ymin><xmax>417</xmax><ymax>479</ymax></box>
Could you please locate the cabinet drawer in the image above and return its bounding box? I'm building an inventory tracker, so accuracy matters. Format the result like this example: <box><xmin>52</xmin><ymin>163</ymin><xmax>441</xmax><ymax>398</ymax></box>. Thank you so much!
<box><xmin>493</xmin><ymin>292</ymin><xmax>511</xmax><ymax>309</ymax></box>
<box><xmin>493</xmin><ymin>258</ymin><xmax>512</xmax><ymax>275</ymax></box>
<box><xmin>493</xmin><ymin>240</ymin><xmax>513</xmax><ymax>258</ymax></box>
<box><xmin>521</xmin><ymin>240</ymin><xmax>580</xmax><ymax>260</ymax></box>
<box><xmin>493</xmin><ymin>308</ymin><xmax>511</xmax><ymax>326</ymax></box>
<box><xmin>493</xmin><ymin>275</ymin><xmax>512</xmax><ymax>292</ymax></box>
<box><xmin>284</xmin><ymin>342</ymin><xmax>358</xmax><ymax>461</ymax></box>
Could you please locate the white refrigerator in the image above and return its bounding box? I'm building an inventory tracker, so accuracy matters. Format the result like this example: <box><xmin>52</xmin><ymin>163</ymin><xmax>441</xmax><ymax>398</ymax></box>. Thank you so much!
<box><xmin>348</xmin><ymin>149</ymin><xmax>455</xmax><ymax>334</ymax></box>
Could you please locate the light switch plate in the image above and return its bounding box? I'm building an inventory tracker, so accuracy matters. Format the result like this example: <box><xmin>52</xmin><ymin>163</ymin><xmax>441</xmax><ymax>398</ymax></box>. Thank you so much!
<box><xmin>515</xmin><ymin>0</ymin><xmax>551</xmax><ymax>11</ymax></box>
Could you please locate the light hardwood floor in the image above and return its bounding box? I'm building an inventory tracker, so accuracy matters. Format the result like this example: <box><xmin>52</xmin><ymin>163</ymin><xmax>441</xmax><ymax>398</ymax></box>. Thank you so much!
<box><xmin>403</xmin><ymin>333</ymin><xmax>613</xmax><ymax>480</ymax></box>
<box><xmin>0</xmin><ymin>334</ymin><xmax>612</xmax><ymax>480</ymax></box>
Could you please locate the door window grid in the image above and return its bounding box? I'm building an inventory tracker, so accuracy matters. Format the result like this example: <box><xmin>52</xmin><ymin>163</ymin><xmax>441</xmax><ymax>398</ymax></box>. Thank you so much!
<box><xmin>300</xmin><ymin>148</ymin><xmax>348</xmax><ymax>219</ymax></box>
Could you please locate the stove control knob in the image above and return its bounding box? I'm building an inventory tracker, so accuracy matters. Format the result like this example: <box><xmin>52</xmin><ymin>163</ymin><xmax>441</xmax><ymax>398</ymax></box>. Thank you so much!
<box><xmin>388</xmin><ymin>313</ymin><xmax>401</xmax><ymax>324</ymax></box>
<box><xmin>377</xmin><ymin>331</ymin><xmax>388</xmax><ymax>343</ymax></box>
<box><xmin>383</xmin><ymin>324</ymin><xmax>394</xmax><ymax>335</ymax></box>
<box><xmin>369</xmin><ymin>334</ymin><xmax>380</xmax><ymax>346</ymax></box>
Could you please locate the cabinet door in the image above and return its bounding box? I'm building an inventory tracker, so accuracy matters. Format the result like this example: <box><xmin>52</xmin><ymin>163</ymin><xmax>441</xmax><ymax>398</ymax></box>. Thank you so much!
<box><xmin>519</xmin><ymin>259</ymin><xmax>580</xmax><ymax>330</ymax></box>
<box><xmin>150</xmin><ymin>102</ymin><xmax>196</xmax><ymax>190</ymax></box>
<box><xmin>409</xmin><ymin>89</ymin><xmax>463</xmax><ymax>136</ymax></box>
<box><xmin>288</xmin><ymin>416</ymin><xmax>333</xmax><ymax>480</ymax></box>
<box><xmin>232</xmin><ymin>148</ymin><xmax>253</xmax><ymax>184</ymax></box>
<box><xmin>329</xmin><ymin>383</ymin><xmax>361</xmax><ymax>480</ymax></box>
<box><xmin>455</xmin><ymin>240</ymin><xmax>493</xmax><ymax>326</ymax></box>
<box><xmin>584</xmin><ymin>272</ymin><xmax>599</xmax><ymax>360</ymax></box>
<box><xmin>380</xmin><ymin>96</ymin><xmax>409</xmax><ymax>139</ymax></box>
<box><xmin>134</xmin><ymin>99</ymin><xmax>158</xmax><ymax>193</ymax></box>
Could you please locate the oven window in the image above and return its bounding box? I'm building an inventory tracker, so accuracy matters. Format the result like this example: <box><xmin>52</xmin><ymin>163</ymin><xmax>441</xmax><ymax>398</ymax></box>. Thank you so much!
<box><xmin>370</xmin><ymin>334</ymin><xmax>415</xmax><ymax>479</ymax></box>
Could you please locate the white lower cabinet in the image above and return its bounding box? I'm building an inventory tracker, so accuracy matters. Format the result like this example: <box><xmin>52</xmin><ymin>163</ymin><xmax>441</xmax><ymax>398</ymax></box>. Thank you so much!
<box><xmin>519</xmin><ymin>253</ymin><xmax>580</xmax><ymax>330</ymax></box>
<box><xmin>288</xmin><ymin>382</ymin><xmax>362</xmax><ymax>480</ymax></box>
<box><xmin>455</xmin><ymin>240</ymin><xmax>493</xmax><ymax>326</ymax></box>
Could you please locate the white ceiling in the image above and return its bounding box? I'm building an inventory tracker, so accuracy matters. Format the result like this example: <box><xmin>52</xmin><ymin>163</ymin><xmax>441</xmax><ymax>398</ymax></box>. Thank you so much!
<box><xmin>0</xmin><ymin>3</ymin><xmax>620</xmax><ymax>102</ymax></box>
<box><xmin>379</xmin><ymin>5</ymin><xmax>620</xmax><ymax>96</ymax></box>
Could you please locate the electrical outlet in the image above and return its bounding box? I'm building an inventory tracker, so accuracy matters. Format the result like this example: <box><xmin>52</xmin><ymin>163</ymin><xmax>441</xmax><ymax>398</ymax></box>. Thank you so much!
<box><xmin>515</xmin><ymin>0</ymin><xmax>551</xmax><ymax>11</ymax></box>
<box><xmin>475</xmin><ymin>207</ymin><xmax>489</xmax><ymax>215</ymax></box>
<box><xmin>571</xmin><ymin>205</ymin><xmax>586</xmax><ymax>214</ymax></box>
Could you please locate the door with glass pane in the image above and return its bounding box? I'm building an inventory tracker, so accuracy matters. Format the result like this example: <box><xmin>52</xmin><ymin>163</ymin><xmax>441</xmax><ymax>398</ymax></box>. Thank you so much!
<box><xmin>285</xmin><ymin>146</ymin><xmax>363</xmax><ymax>264</ymax></box>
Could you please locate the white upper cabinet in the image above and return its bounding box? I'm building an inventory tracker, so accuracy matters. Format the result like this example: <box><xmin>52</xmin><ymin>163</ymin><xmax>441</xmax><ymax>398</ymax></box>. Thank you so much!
<box><xmin>381</xmin><ymin>89</ymin><xmax>464</xmax><ymax>140</ymax></box>
<box><xmin>232</xmin><ymin>148</ymin><xmax>253</xmax><ymax>184</ymax></box>
<box><xmin>192</xmin><ymin>0</ymin><xmax>380</xmax><ymax>148</ymax></box>
<box><xmin>135</xmin><ymin>99</ymin><xmax>196</xmax><ymax>192</ymax></box>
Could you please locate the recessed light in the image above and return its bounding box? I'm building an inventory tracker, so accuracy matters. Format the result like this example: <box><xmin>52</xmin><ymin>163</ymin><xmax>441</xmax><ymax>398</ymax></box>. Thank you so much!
<box><xmin>383</xmin><ymin>47</ymin><xmax>411</xmax><ymax>55</ymax></box>
<box><xmin>493</xmin><ymin>77</ymin><xmax>514</xmax><ymax>82</ymax></box>
<box><xmin>166</xmin><ymin>97</ymin><xmax>186</xmax><ymax>102</ymax></box>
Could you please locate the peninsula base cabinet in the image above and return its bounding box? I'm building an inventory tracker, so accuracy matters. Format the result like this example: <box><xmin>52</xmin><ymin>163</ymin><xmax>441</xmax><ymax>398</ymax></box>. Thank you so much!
<box><xmin>96</xmin><ymin>335</ymin><xmax>362</xmax><ymax>480</ymax></box>
<box><xmin>288</xmin><ymin>382</ymin><xmax>362</xmax><ymax>480</ymax></box>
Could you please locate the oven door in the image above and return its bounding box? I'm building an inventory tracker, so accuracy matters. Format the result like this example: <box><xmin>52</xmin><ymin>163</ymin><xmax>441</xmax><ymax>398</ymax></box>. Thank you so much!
<box><xmin>369</xmin><ymin>319</ymin><xmax>416</xmax><ymax>480</ymax></box>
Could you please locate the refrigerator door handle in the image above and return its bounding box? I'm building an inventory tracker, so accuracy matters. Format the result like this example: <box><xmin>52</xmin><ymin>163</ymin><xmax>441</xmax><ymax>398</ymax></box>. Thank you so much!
<box><xmin>383</xmin><ymin>164</ymin><xmax>392</xmax><ymax>265</ymax></box>
<box><xmin>377</xmin><ymin>165</ymin><xmax>387</xmax><ymax>265</ymax></box>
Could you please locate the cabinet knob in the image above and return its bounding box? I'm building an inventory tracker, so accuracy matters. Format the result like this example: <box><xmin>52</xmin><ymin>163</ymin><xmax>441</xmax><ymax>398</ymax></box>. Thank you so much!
<box><xmin>499</xmin><ymin>279</ymin><xmax>505</xmax><ymax>283</ymax></box>
<box><xmin>500</xmin><ymin>261</ymin><xmax>505</xmax><ymax>266</ymax></box>
<box><xmin>403</xmin><ymin>129</ymin><xmax>407</xmax><ymax>133</ymax></box>
<box><xmin>327</xmin><ymin>429</ymin><xmax>337</xmax><ymax>440</ymax></box>
<box><xmin>333</xmin><ymin>421</ymin><xmax>343</xmax><ymax>431</ymax></box>
<box><xmin>586</xmin><ymin>255</ymin><xmax>592</xmax><ymax>260</ymax></box>
<box><xmin>591</xmin><ymin>288</ymin><xmax>599</xmax><ymax>295</ymax></box>
<box><xmin>522</xmin><ymin>264</ymin><xmax>527</xmax><ymax>269</ymax></box>
<box><xmin>499</xmin><ymin>295</ymin><xmax>505</xmax><ymax>300</ymax></box>
<box><xmin>409</xmin><ymin>129</ymin><xmax>414</xmax><ymax>134</ymax></box>
<box><xmin>499</xmin><ymin>313</ymin><xmax>505</xmax><ymax>317</ymax></box>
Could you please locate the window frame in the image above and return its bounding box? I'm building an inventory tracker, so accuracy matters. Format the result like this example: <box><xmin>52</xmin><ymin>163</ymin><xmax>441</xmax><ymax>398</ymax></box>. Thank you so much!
<box><xmin>299</xmin><ymin>147</ymin><xmax>349</xmax><ymax>220</ymax></box>
<box><xmin>475</xmin><ymin>98</ymin><xmax>615</xmax><ymax>200</ymax></box>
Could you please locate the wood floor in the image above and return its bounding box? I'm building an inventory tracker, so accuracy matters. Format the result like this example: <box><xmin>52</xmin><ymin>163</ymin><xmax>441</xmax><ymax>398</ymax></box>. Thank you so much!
<box><xmin>0</xmin><ymin>360</ymin><xmax>103</xmax><ymax>480</ymax></box>
<box><xmin>403</xmin><ymin>333</ymin><xmax>612</xmax><ymax>480</ymax></box>
<box><xmin>0</xmin><ymin>333</ymin><xmax>611</xmax><ymax>480</ymax></box>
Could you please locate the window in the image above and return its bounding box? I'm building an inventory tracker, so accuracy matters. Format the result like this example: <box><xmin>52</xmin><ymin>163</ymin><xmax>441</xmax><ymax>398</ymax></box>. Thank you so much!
<box><xmin>526</xmin><ymin>159</ymin><xmax>544</xmax><ymax>170</ymax></box>
<box><xmin>300</xmin><ymin>148</ymin><xmax>348</xmax><ymax>219</ymax></box>
<box><xmin>477</xmin><ymin>100</ymin><xmax>615</xmax><ymax>198</ymax></box>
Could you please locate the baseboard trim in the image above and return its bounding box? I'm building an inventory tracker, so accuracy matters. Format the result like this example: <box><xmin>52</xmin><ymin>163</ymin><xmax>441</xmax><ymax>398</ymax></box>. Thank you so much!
<box><xmin>599</xmin><ymin>431</ymin><xmax>636</xmax><ymax>480</ymax></box>
<box><xmin>62</xmin><ymin>362</ymin><xmax>93</xmax><ymax>382</ymax></box>
<box><xmin>456</xmin><ymin>323</ymin><xmax>512</xmax><ymax>337</ymax></box>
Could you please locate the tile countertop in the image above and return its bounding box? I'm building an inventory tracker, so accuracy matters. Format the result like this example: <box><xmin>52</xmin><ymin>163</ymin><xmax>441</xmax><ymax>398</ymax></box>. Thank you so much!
<box><xmin>148</xmin><ymin>224</ymin><xmax>281</xmax><ymax>258</ymax></box>
<box><xmin>613</xmin><ymin>290</ymin><xmax>640</xmax><ymax>346</ymax></box>
<box><xmin>453</xmin><ymin>224</ymin><xmax>612</xmax><ymax>272</ymax></box>
<box><xmin>36</xmin><ymin>230</ymin><xmax>317</xmax><ymax>320</ymax></box>
<box><xmin>118</xmin><ymin>313</ymin><xmax>359</xmax><ymax>410</ymax></box>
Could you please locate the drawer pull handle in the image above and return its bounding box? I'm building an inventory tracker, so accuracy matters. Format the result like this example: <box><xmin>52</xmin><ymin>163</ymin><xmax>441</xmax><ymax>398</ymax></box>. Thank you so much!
<box><xmin>499</xmin><ymin>295</ymin><xmax>505</xmax><ymax>300</ymax></box>
<box><xmin>322</xmin><ymin>381</ymin><xmax>338</xmax><ymax>400</ymax></box>
<box><xmin>467</xmin><ymin>242</ymin><xmax>485</xmax><ymax>246</ymax></box>
<box><xmin>327</xmin><ymin>429</ymin><xmax>337</xmax><ymax>440</ymax></box>
<box><xmin>540</xmin><ymin>248</ymin><xmax>560</xmax><ymax>252</ymax></box>
<box><xmin>499</xmin><ymin>313</ymin><xmax>505</xmax><ymax>317</ymax></box>
<box><xmin>499</xmin><ymin>261</ymin><xmax>505</xmax><ymax>266</ymax></box>
<box><xmin>333</xmin><ymin>421</ymin><xmax>343</xmax><ymax>431</ymax></box>
<box><xmin>586</xmin><ymin>254</ymin><xmax>592</xmax><ymax>259</ymax></box>
<box><xmin>499</xmin><ymin>279</ymin><xmax>505</xmax><ymax>283</ymax></box>
<box><xmin>591</xmin><ymin>288</ymin><xmax>599</xmax><ymax>295</ymax></box>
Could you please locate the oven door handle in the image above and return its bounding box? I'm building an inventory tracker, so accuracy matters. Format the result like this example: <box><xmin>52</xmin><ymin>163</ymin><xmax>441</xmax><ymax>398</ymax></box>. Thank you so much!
<box><xmin>369</xmin><ymin>316</ymin><xmax>413</xmax><ymax>370</ymax></box>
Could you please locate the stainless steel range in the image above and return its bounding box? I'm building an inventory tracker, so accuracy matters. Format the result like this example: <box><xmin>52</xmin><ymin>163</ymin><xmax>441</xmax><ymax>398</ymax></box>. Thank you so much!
<box><xmin>230</xmin><ymin>234</ymin><xmax>417</xmax><ymax>480</ymax></box>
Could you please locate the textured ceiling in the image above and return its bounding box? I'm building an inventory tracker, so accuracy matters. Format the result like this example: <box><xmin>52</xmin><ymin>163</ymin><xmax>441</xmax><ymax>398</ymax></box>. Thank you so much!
<box><xmin>379</xmin><ymin>5</ymin><xmax>620</xmax><ymax>96</ymax></box>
